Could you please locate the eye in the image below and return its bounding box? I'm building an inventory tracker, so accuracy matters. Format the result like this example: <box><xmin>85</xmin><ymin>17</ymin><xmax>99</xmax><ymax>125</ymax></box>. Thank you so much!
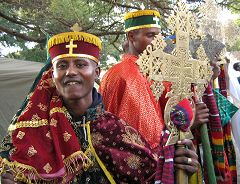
<box><xmin>146</xmin><ymin>33</ymin><xmax>156</xmax><ymax>38</ymax></box>
<box><xmin>56</xmin><ymin>61</ymin><xmax>68</xmax><ymax>70</ymax></box>
<box><xmin>75</xmin><ymin>59</ymin><xmax>89</xmax><ymax>68</ymax></box>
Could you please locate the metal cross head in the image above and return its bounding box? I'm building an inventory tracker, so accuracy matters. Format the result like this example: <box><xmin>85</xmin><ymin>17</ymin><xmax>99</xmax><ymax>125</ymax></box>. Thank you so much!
<box><xmin>71</xmin><ymin>23</ymin><xmax>82</xmax><ymax>32</ymax></box>
<box><xmin>136</xmin><ymin>1</ymin><xmax>212</xmax><ymax>145</ymax></box>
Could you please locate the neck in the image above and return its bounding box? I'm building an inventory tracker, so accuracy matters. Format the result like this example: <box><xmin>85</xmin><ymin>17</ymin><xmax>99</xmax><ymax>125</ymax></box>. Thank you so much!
<box><xmin>128</xmin><ymin>41</ymin><xmax>139</xmax><ymax>56</ymax></box>
<box><xmin>63</xmin><ymin>95</ymin><xmax>93</xmax><ymax>118</ymax></box>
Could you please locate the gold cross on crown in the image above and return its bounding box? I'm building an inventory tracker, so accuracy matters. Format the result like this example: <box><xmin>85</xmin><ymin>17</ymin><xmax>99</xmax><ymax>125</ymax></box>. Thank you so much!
<box><xmin>66</xmin><ymin>39</ymin><xmax>77</xmax><ymax>54</ymax></box>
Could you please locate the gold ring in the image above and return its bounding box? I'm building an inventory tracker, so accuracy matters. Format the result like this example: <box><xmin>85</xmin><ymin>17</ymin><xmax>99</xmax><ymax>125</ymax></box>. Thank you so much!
<box><xmin>187</xmin><ymin>158</ymin><xmax>192</xmax><ymax>164</ymax></box>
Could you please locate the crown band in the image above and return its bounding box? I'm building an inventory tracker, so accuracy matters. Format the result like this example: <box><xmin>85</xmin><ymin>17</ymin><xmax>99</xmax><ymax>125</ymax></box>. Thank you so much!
<box><xmin>51</xmin><ymin>54</ymin><xmax>99</xmax><ymax>64</ymax></box>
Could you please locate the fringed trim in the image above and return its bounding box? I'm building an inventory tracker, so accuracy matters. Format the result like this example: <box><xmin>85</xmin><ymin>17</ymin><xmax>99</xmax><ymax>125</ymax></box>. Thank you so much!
<box><xmin>48</xmin><ymin>32</ymin><xmax>102</xmax><ymax>51</ymax></box>
<box><xmin>86</xmin><ymin>122</ymin><xmax>116</xmax><ymax>184</ymax></box>
<box><xmin>124</xmin><ymin>10</ymin><xmax>160</xmax><ymax>20</ymax></box>
<box><xmin>63</xmin><ymin>150</ymin><xmax>93</xmax><ymax>174</ymax></box>
<box><xmin>8</xmin><ymin>119</ymin><xmax>48</xmax><ymax>131</ymax></box>
<box><xmin>0</xmin><ymin>158</ymin><xmax>52</xmax><ymax>184</ymax></box>
<box><xmin>0</xmin><ymin>150</ymin><xmax>93</xmax><ymax>183</ymax></box>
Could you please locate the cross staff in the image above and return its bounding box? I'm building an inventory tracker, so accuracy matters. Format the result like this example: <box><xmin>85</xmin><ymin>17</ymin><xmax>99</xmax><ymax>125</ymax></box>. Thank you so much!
<box><xmin>136</xmin><ymin>1</ymin><xmax>212</xmax><ymax>183</ymax></box>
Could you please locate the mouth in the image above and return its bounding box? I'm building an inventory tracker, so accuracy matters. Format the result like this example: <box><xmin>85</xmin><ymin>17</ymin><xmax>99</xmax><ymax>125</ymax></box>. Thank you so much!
<box><xmin>64</xmin><ymin>80</ymin><xmax>82</xmax><ymax>86</ymax></box>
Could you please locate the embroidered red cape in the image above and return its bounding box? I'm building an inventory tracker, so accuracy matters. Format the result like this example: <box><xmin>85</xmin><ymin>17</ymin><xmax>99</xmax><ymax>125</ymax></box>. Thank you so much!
<box><xmin>0</xmin><ymin>67</ymin><xmax>158</xmax><ymax>183</ymax></box>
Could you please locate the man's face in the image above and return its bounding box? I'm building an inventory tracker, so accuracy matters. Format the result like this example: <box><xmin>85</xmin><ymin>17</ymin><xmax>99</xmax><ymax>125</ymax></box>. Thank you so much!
<box><xmin>128</xmin><ymin>27</ymin><xmax>161</xmax><ymax>55</ymax></box>
<box><xmin>52</xmin><ymin>57</ymin><xmax>100</xmax><ymax>101</ymax></box>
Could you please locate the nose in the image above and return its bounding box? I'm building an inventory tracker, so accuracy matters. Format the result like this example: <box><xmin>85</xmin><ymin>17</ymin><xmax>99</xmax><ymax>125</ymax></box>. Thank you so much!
<box><xmin>66</xmin><ymin>63</ymin><xmax>78</xmax><ymax>76</ymax></box>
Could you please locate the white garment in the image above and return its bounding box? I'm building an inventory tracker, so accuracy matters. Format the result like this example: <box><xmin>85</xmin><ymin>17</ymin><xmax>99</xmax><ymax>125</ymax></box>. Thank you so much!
<box><xmin>228</xmin><ymin>60</ymin><xmax>240</xmax><ymax>153</ymax></box>
<box><xmin>227</xmin><ymin>58</ymin><xmax>240</xmax><ymax>183</ymax></box>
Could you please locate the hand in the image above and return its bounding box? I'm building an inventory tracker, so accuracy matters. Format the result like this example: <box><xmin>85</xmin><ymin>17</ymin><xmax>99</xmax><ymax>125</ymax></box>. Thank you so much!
<box><xmin>1</xmin><ymin>170</ymin><xmax>23</xmax><ymax>184</ymax></box>
<box><xmin>174</xmin><ymin>139</ymin><xmax>199</xmax><ymax>175</ymax></box>
<box><xmin>192</xmin><ymin>103</ymin><xmax>209</xmax><ymax>129</ymax></box>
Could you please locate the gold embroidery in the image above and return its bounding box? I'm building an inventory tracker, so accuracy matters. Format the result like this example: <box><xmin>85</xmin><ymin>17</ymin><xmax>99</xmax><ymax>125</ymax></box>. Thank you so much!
<box><xmin>27</xmin><ymin>146</ymin><xmax>37</xmax><ymax>157</ymax></box>
<box><xmin>46</xmin><ymin>131</ymin><xmax>52</xmax><ymax>139</ymax></box>
<box><xmin>91</xmin><ymin>132</ymin><xmax>104</xmax><ymax>146</ymax></box>
<box><xmin>16</xmin><ymin>131</ymin><xmax>25</xmax><ymax>139</ymax></box>
<box><xmin>8</xmin><ymin>119</ymin><xmax>48</xmax><ymax>131</ymax></box>
<box><xmin>122</xmin><ymin>126</ymin><xmax>145</xmax><ymax>147</ymax></box>
<box><xmin>125</xmin><ymin>154</ymin><xmax>141</xmax><ymax>170</ymax></box>
<box><xmin>50</xmin><ymin>118</ymin><xmax>57</xmax><ymax>127</ymax></box>
<box><xmin>63</xmin><ymin>131</ymin><xmax>72</xmax><ymax>142</ymax></box>
<box><xmin>50</xmin><ymin>107</ymin><xmax>66</xmax><ymax>115</ymax></box>
<box><xmin>51</xmin><ymin>96</ymin><xmax>61</xmax><ymax>103</ymax></box>
<box><xmin>21</xmin><ymin>101</ymin><xmax>33</xmax><ymax>115</ymax></box>
<box><xmin>37</xmin><ymin>103</ymin><xmax>47</xmax><ymax>111</ymax></box>
<box><xmin>43</xmin><ymin>163</ymin><xmax>52</xmax><ymax>173</ymax></box>
<box><xmin>38</xmin><ymin>78</ymin><xmax>54</xmax><ymax>90</ymax></box>
<box><xmin>31</xmin><ymin>113</ymin><xmax>41</xmax><ymax>121</ymax></box>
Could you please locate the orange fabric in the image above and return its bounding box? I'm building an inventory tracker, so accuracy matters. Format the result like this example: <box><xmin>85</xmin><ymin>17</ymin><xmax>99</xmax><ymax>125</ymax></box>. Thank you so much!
<box><xmin>100</xmin><ymin>54</ymin><xmax>167</xmax><ymax>149</ymax></box>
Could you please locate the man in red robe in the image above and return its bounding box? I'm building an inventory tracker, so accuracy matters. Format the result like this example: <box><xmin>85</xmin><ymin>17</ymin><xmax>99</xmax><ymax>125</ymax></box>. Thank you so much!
<box><xmin>100</xmin><ymin>10</ymin><xmax>166</xmax><ymax>149</ymax></box>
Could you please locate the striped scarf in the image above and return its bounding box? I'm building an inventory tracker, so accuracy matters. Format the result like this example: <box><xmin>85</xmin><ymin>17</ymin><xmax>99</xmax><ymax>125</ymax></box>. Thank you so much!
<box><xmin>202</xmin><ymin>83</ymin><xmax>233</xmax><ymax>184</ymax></box>
<box><xmin>218</xmin><ymin>65</ymin><xmax>237</xmax><ymax>183</ymax></box>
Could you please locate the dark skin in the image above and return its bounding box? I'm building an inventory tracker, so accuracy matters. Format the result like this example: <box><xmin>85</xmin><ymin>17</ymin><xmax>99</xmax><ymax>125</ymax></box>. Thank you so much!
<box><xmin>53</xmin><ymin>57</ymin><xmax>100</xmax><ymax>117</ymax></box>
<box><xmin>192</xmin><ymin>102</ymin><xmax>209</xmax><ymax>129</ymax></box>
<box><xmin>1</xmin><ymin>57</ymin><xmax>100</xmax><ymax>183</ymax></box>
<box><xmin>127</xmin><ymin>27</ymin><xmax>198</xmax><ymax>174</ymax></box>
<box><xmin>127</xmin><ymin>27</ymin><xmax>161</xmax><ymax>56</ymax></box>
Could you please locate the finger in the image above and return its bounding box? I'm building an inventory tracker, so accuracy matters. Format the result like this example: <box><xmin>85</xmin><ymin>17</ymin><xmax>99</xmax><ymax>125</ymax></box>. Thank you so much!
<box><xmin>174</xmin><ymin>163</ymin><xmax>198</xmax><ymax>175</ymax></box>
<box><xmin>174</xmin><ymin>156</ymin><xmax>198</xmax><ymax>167</ymax></box>
<box><xmin>197</xmin><ymin>108</ymin><xmax>210</xmax><ymax>114</ymax></box>
<box><xmin>176</xmin><ymin>140</ymin><xmax>198</xmax><ymax>155</ymax></box>
<box><xmin>197</xmin><ymin>113</ymin><xmax>209</xmax><ymax>119</ymax></box>
<box><xmin>175</xmin><ymin>148</ymin><xmax>198</xmax><ymax>160</ymax></box>
<box><xmin>195</xmin><ymin>103</ymin><xmax>207</xmax><ymax>109</ymax></box>
<box><xmin>197</xmin><ymin>118</ymin><xmax>209</xmax><ymax>124</ymax></box>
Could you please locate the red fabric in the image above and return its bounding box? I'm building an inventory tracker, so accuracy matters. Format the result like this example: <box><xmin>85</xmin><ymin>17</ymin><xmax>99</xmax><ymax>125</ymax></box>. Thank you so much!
<box><xmin>10</xmin><ymin>69</ymin><xmax>89</xmax><ymax>182</ymax></box>
<box><xmin>100</xmin><ymin>54</ymin><xmax>165</xmax><ymax>149</ymax></box>
<box><xmin>49</xmin><ymin>41</ymin><xmax>100</xmax><ymax>60</ymax></box>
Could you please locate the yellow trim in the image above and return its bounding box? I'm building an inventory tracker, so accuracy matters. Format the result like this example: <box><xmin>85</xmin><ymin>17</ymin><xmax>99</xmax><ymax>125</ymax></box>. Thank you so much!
<box><xmin>211</xmin><ymin>138</ymin><xmax>224</xmax><ymax>145</ymax></box>
<box><xmin>8</xmin><ymin>119</ymin><xmax>48</xmax><ymax>131</ymax></box>
<box><xmin>51</xmin><ymin>54</ymin><xmax>99</xmax><ymax>64</ymax></box>
<box><xmin>125</xmin><ymin>24</ymin><xmax>161</xmax><ymax>32</ymax></box>
<box><xmin>124</xmin><ymin>10</ymin><xmax>160</xmax><ymax>20</ymax></box>
<box><xmin>86</xmin><ymin>121</ymin><xmax>116</xmax><ymax>184</ymax></box>
<box><xmin>50</xmin><ymin>107</ymin><xmax>66</xmax><ymax>115</ymax></box>
<box><xmin>48</xmin><ymin>32</ymin><xmax>102</xmax><ymax>51</ymax></box>
<box><xmin>230</xmin><ymin>165</ymin><xmax>236</xmax><ymax>170</ymax></box>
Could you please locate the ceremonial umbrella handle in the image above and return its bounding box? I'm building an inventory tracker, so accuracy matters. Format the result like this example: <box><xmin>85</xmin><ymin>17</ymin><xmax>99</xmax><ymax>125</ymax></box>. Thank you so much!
<box><xmin>199</xmin><ymin>118</ymin><xmax>217</xmax><ymax>184</ymax></box>
<box><xmin>196</xmin><ymin>100</ymin><xmax>217</xmax><ymax>184</ymax></box>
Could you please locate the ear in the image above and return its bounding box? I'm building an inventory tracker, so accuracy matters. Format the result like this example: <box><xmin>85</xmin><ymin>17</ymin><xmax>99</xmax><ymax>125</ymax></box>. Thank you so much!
<box><xmin>95</xmin><ymin>65</ymin><xmax>101</xmax><ymax>78</ymax></box>
<box><xmin>127</xmin><ymin>31</ymin><xmax>135</xmax><ymax>42</ymax></box>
